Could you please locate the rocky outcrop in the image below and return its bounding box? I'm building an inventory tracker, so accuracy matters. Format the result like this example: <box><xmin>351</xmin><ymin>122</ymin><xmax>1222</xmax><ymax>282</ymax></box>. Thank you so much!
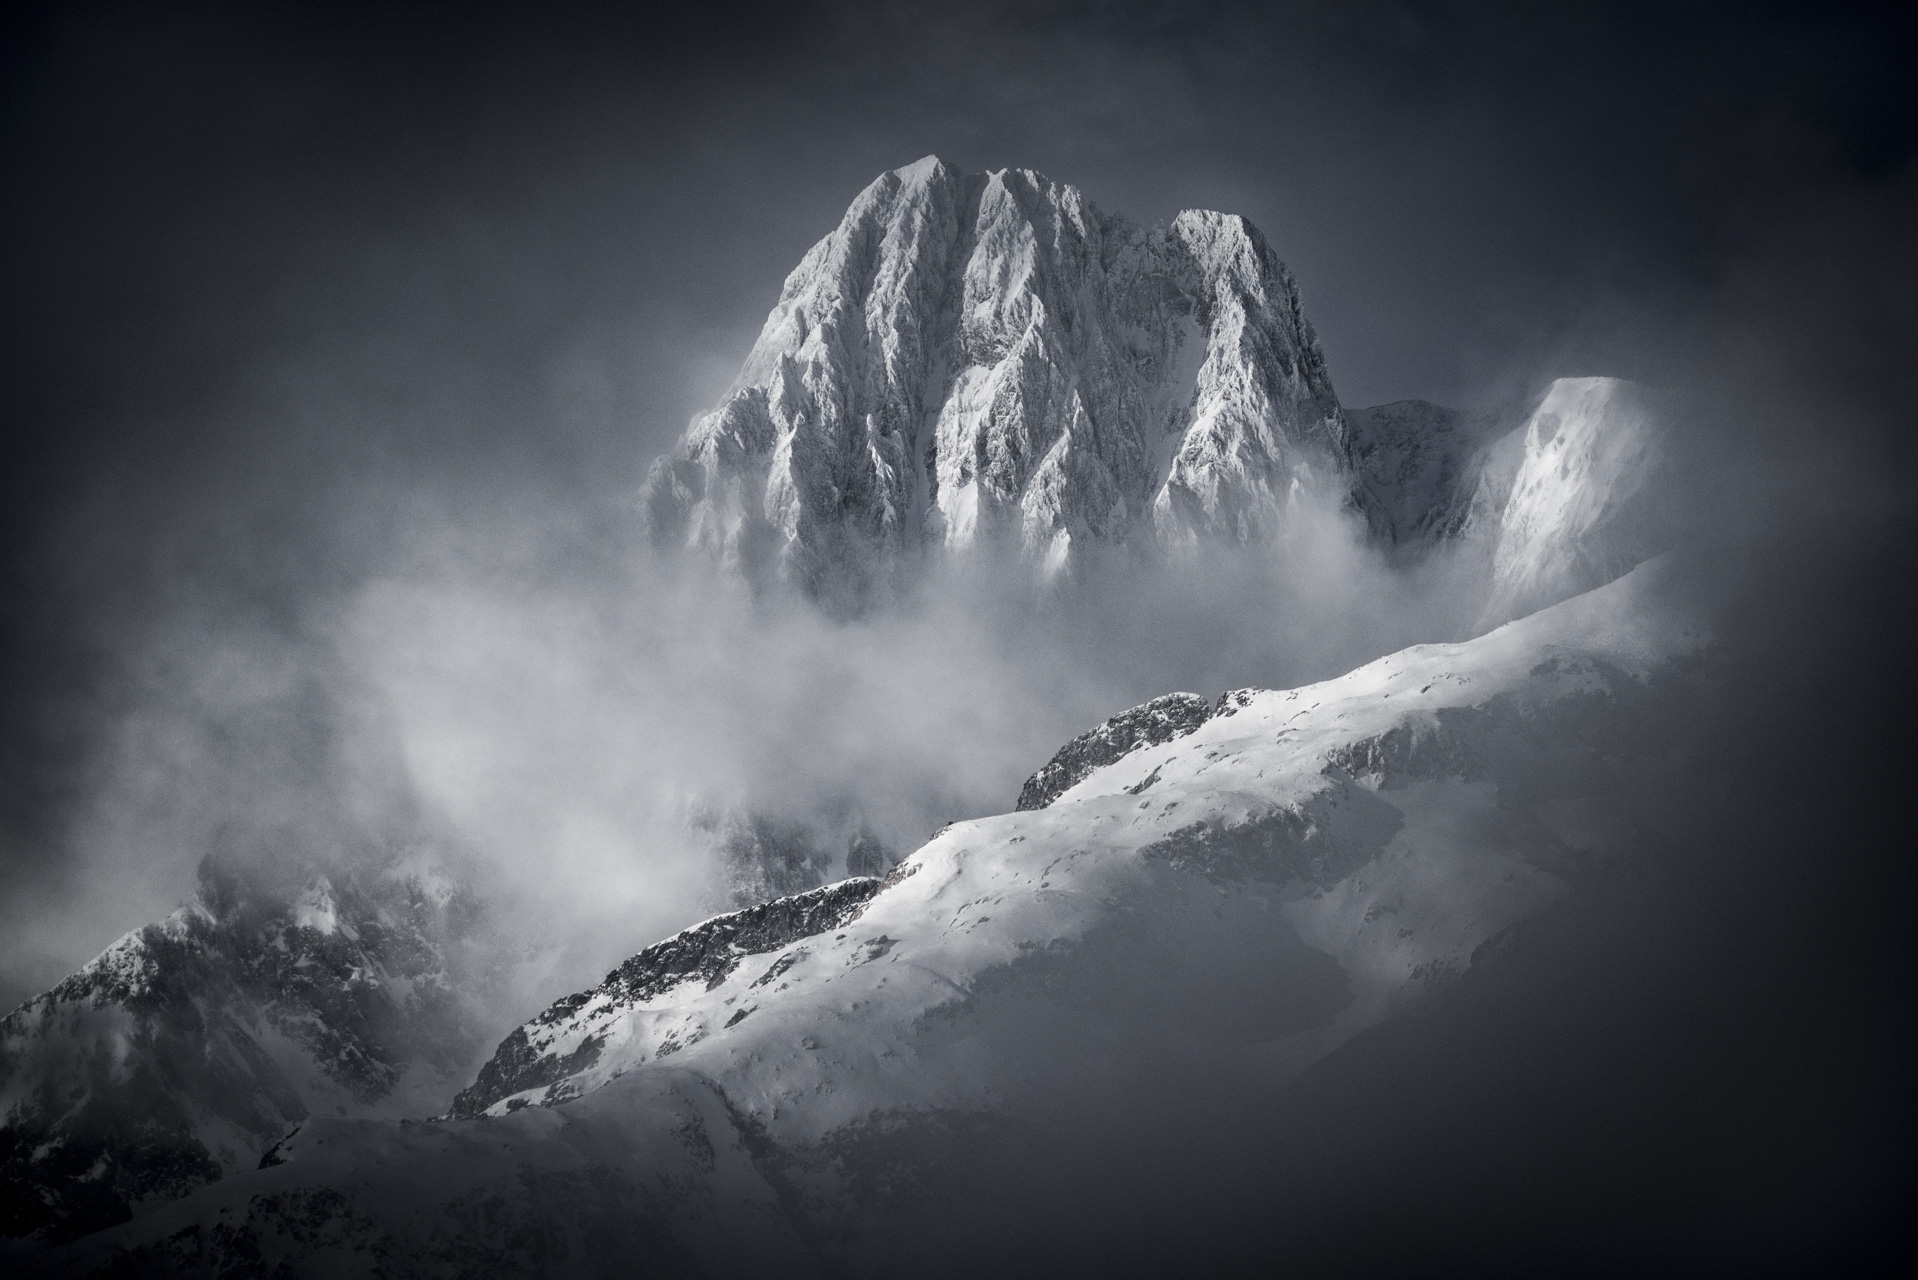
<box><xmin>1015</xmin><ymin>691</ymin><xmax>1214</xmax><ymax>810</ymax></box>
<box><xmin>448</xmin><ymin>877</ymin><xmax>884</xmax><ymax>1119</ymax></box>
<box><xmin>639</xmin><ymin>156</ymin><xmax>1346</xmax><ymax>598</ymax></box>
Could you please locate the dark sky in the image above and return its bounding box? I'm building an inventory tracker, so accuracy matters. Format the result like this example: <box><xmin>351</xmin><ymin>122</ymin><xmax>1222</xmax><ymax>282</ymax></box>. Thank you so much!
<box><xmin>1</xmin><ymin>0</ymin><xmax>1913</xmax><ymax>1002</ymax></box>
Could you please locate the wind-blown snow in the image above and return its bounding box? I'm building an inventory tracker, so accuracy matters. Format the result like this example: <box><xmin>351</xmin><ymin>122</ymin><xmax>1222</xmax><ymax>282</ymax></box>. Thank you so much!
<box><xmin>1478</xmin><ymin>377</ymin><xmax>1672</xmax><ymax>627</ymax></box>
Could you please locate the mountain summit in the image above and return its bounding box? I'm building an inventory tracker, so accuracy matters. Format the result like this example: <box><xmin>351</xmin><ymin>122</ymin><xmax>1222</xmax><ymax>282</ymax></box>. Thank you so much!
<box><xmin>640</xmin><ymin>157</ymin><xmax>1346</xmax><ymax>597</ymax></box>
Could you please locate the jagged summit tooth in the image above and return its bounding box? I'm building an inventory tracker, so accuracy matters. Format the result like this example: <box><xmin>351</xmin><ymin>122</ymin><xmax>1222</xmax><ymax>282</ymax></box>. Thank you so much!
<box><xmin>1153</xmin><ymin>209</ymin><xmax>1344</xmax><ymax>545</ymax></box>
<box><xmin>639</xmin><ymin>159</ymin><xmax>1345</xmax><ymax>598</ymax></box>
<box><xmin>893</xmin><ymin>153</ymin><xmax>951</xmax><ymax>183</ymax></box>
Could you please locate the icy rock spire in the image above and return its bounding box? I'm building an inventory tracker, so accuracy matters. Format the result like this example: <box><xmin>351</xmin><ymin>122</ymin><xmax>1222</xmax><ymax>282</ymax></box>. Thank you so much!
<box><xmin>640</xmin><ymin>156</ymin><xmax>1346</xmax><ymax>598</ymax></box>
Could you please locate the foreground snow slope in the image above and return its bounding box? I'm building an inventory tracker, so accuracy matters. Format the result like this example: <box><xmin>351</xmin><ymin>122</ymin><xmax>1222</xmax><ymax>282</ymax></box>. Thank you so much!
<box><xmin>39</xmin><ymin>558</ymin><xmax>1708</xmax><ymax>1276</ymax></box>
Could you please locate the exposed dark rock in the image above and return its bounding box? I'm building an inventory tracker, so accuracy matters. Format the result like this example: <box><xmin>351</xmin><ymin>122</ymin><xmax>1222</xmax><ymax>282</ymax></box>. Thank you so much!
<box><xmin>1140</xmin><ymin>794</ymin><xmax>1395</xmax><ymax>889</ymax></box>
<box><xmin>604</xmin><ymin>878</ymin><xmax>884</xmax><ymax>1005</ymax></box>
<box><xmin>1323</xmin><ymin>708</ymin><xmax>1485</xmax><ymax>785</ymax></box>
<box><xmin>448</xmin><ymin>877</ymin><xmax>883</xmax><ymax>1119</ymax></box>
<box><xmin>1016</xmin><ymin>692</ymin><xmax>1214</xmax><ymax>810</ymax></box>
<box><xmin>448</xmin><ymin>1026</ymin><xmax>613</xmax><ymax>1125</ymax></box>
<box><xmin>1212</xmin><ymin>688</ymin><xmax>1257</xmax><ymax>719</ymax></box>
<box><xmin>751</xmin><ymin>949</ymin><xmax>807</xmax><ymax>989</ymax></box>
<box><xmin>1343</xmin><ymin>398</ymin><xmax>1513</xmax><ymax>552</ymax></box>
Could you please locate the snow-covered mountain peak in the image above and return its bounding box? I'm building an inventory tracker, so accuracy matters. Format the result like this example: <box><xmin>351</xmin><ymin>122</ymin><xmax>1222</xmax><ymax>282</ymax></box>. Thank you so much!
<box><xmin>640</xmin><ymin>157</ymin><xmax>1343</xmax><ymax>598</ymax></box>
<box><xmin>890</xmin><ymin>152</ymin><xmax>947</xmax><ymax>183</ymax></box>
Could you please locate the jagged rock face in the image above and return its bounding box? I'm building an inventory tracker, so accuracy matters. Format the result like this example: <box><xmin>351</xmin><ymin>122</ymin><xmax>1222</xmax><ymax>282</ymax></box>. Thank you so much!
<box><xmin>640</xmin><ymin>155</ymin><xmax>1346</xmax><ymax>597</ymax></box>
<box><xmin>1015</xmin><ymin>691</ymin><xmax>1214</xmax><ymax>811</ymax></box>
<box><xmin>0</xmin><ymin>857</ymin><xmax>499</xmax><ymax>1245</ymax></box>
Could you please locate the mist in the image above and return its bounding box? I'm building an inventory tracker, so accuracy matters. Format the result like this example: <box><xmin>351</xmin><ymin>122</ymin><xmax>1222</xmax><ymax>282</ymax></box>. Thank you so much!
<box><xmin>1</xmin><ymin>2</ymin><xmax>1913</xmax><ymax>1264</ymax></box>
<box><xmin>19</xmin><ymin>461</ymin><xmax>1489</xmax><ymax>1011</ymax></box>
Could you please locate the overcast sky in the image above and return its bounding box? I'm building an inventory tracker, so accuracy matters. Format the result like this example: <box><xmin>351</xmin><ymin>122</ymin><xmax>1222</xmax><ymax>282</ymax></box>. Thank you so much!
<box><xmin>1</xmin><ymin>0</ymin><xmax>1912</xmax><ymax>1005</ymax></box>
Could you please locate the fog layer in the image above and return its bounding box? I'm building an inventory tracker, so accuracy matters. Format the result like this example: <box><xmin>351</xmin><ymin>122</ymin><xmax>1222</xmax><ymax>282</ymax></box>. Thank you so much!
<box><xmin>2</xmin><ymin>0</ymin><xmax>1911</xmax><ymax>1020</ymax></box>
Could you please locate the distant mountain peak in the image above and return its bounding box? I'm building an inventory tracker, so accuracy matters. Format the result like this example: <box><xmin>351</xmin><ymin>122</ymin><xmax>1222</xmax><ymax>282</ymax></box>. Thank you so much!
<box><xmin>0</xmin><ymin>855</ymin><xmax>503</xmax><ymax>1244</ymax></box>
<box><xmin>640</xmin><ymin>158</ymin><xmax>1345</xmax><ymax>598</ymax></box>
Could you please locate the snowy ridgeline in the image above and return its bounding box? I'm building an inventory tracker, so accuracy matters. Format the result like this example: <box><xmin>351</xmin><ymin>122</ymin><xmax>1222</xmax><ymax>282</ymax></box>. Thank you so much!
<box><xmin>27</xmin><ymin>559</ymin><xmax>1712</xmax><ymax>1274</ymax></box>
<box><xmin>445</xmin><ymin>558</ymin><xmax>1707</xmax><ymax>1127</ymax></box>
